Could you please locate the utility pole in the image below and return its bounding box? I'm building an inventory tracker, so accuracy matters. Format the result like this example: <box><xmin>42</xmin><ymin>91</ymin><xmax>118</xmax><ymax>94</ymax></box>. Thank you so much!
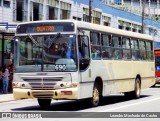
<box><xmin>142</xmin><ymin>0</ymin><xmax>146</xmax><ymax>34</ymax></box>
<box><xmin>89</xmin><ymin>0</ymin><xmax>92</xmax><ymax>23</ymax></box>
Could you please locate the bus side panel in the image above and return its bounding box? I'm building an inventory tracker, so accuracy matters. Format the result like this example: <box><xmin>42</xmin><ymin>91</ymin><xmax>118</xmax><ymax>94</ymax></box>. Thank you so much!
<box><xmin>79</xmin><ymin>82</ymin><xmax>94</xmax><ymax>99</ymax></box>
<box><xmin>79</xmin><ymin>60</ymin><xmax>109</xmax><ymax>99</ymax></box>
<box><xmin>103</xmin><ymin>60</ymin><xmax>135</xmax><ymax>93</ymax></box>
<box><xmin>79</xmin><ymin>60</ymin><xmax>135</xmax><ymax>98</ymax></box>
<box><xmin>141</xmin><ymin>78</ymin><xmax>155</xmax><ymax>89</ymax></box>
<box><xmin>105</xmin><ymin>61</ymin><xmax>155</xmax><ymax>92</ymax></box>
<box><xmin>138</xmin><ymin>62</ymin><xmax>155</xmax><ymax>89</ymax></box>
<box><xmin>79</xmin><ymin>60</ymin><xmax>155</xmax><ymax>99</ymax></box>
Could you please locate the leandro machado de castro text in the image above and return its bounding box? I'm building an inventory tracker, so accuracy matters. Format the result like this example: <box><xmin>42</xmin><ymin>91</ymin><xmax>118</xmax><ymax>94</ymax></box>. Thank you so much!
<box><xmin>109</xmin><ymin>113</ymin><xmax>158</xmax><ymax>118</ymax></box>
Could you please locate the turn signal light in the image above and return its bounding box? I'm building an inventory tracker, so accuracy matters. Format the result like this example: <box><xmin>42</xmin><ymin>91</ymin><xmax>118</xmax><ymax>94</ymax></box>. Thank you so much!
<box><xmin>72</xmin><ymin>82</ymin><xmax>78</xmax><ymax>87</ymax></box>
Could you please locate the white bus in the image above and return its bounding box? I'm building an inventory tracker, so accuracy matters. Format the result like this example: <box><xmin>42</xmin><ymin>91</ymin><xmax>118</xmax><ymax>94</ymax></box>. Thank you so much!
<box><xmin>13</xmin><ymin>20</ymin><xmax>155</xmax><ymax>107</ymax></box>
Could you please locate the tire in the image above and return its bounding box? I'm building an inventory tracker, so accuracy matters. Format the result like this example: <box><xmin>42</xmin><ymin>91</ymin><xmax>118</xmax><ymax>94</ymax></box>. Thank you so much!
<box><xmin>133</xmin><ymin>78</ymin><xmax>141</xmax><ymax>99</ymax></box>
<box><xmin>38</xmin><ymin>99</ymin><xmax>51</xmax><ymax>108</ymax></box>
<box><xmin>90</xmin><ymin>84</ymin><xmax>100</xmax><ymax>107</ymax></box>
<box><xmin>125</xmin><ymin>78</ymin><xmax>141</xmax><ymax>99</ymax></box>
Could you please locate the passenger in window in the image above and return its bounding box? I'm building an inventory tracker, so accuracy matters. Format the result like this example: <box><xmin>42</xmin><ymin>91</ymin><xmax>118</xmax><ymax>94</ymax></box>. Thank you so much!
<box><xmin>102</xmin><ymin>51</ymin><xmax>109</xmax><ymax>58</ymax></box>
<box><xmin>91</xmin><ymin>48</ymin><xmax>96</xmax><ymax>59</ymax></box>
<box><xmin>91</xmin><ymin>47</ymin><xmax>101</xmax><ymax>59</ymax></box>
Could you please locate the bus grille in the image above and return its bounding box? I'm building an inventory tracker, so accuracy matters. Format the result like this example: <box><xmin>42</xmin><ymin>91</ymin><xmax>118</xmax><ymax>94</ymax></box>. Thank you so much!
<box><xmin>32</xmin><ymin>91</ymin><xmax>54</xmax><ymax>98</ymax></box>
<box><xmin>23</xmin><ymin>77</ymin><xmax>62</xmax><ymax>90</ymax></box>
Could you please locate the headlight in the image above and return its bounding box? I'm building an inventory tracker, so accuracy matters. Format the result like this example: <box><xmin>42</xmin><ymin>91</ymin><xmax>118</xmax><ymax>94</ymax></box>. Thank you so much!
<box><xmin>12</xmin><ymin>82</ymin><xmax>21</xmax><ymax>88</ymax></box>
<box><xmin>12</xmin><ymin>82</ymin><xmax>31</xmax><ymax>88</ymax></box>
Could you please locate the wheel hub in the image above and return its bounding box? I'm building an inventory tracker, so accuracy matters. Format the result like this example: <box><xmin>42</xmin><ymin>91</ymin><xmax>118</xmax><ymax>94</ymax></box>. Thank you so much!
<box><xmin>93</xmin><ymin>88</ymin><xmax>99</xmax><ymax>104</ymax></box>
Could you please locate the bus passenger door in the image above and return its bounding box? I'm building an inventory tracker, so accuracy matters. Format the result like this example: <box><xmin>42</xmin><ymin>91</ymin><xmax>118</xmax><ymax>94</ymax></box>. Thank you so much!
<box><xmin>78</xmin><ymin>35</ymin><xmax>90</xmax><ymax>81</ymax></box>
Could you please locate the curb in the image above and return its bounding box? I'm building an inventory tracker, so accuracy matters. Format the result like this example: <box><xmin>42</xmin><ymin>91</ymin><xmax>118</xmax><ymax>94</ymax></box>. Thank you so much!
<box><xmin>0</xmin><ymin>93</ymin><xmax>18</xmax><ymax>103</ymax></box>
<box><xmin>0</xmin><ymin>99</ymin><xmax>17</xmax><ymax>103</ymax></box>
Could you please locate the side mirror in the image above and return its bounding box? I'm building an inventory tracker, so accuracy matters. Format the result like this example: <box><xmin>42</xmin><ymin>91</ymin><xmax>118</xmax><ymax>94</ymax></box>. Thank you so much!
<box><xmin>81</xmin><ymin>36</ymin><xmax>88</xmax><ymax>58</ymax></box>
<box><xmin>78</xmin><ymin>35</ymin><xmax>90</xmax><ymax>71</ymax></box>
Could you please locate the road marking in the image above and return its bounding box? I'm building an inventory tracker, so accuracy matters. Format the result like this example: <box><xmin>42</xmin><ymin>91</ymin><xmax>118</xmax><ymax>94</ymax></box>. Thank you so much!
<box><xmin>99</xmin><ymin>96</ymin><xmax>160</xmax><ymax>112</ymax></box>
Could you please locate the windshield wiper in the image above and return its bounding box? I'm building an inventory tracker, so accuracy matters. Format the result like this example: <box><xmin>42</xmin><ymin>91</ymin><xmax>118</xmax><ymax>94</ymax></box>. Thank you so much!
<box><xmin>27</xmin><ymin>34</ymin><xmax>40</xmax><ymax>46</ymax></box>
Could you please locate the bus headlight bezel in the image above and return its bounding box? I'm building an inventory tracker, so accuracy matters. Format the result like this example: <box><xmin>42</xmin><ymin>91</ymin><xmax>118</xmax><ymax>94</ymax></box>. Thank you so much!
<box><xmin>12</xmin><ymin>82</ymin><xmax>31</xmax><ymax>88</ymax></box>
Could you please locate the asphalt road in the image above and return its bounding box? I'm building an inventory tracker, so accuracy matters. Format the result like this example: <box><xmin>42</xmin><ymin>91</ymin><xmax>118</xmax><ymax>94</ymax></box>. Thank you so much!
<box><xmin>1</xmin><ymin>85</ymin><xmax>160</xmax><ymax>121</ymax></box>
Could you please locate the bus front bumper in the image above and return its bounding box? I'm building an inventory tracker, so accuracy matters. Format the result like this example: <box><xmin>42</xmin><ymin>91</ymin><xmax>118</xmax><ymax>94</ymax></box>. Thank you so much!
<box><xmin>13</xmin><ymin>88</ymin><xmax>78</xmax><ymax>100</ymax></box>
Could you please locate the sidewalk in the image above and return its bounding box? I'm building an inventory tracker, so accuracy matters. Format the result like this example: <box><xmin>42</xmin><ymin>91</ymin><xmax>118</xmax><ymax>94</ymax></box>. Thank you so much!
<box><xmin>0</xmin><ymin>93</ymin><xmax>17</xmax><ymax>103</ymax></box>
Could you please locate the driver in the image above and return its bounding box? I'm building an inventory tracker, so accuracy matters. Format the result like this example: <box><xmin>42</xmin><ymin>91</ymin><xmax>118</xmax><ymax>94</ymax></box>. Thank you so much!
<box><xmin>71</xmin><ymin>45</ymin><xmax>82</xmax><ymax>60</ymax></box>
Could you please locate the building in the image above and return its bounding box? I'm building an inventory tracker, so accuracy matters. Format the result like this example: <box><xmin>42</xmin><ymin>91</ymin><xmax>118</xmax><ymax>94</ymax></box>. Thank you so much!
<box><xmin>1</xmin><ymin>0</ymin><xmax>160</xmax><ymax>67</ymax></box>
<box><xmin>72</xmin><ymin>0</ymin><xmax>160</xmax><ymax>49</ymax></box>
<box><xmin>104</xmin><ymin>0</ymin><xmax>160</xmax><ymax>20</ymax></box>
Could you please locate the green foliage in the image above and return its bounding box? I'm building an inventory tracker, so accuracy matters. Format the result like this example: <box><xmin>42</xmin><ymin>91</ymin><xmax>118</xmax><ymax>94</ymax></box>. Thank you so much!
<box><xmin>109</xmin><ymin>2</ymin><xmax>115</xmax><ymax>5</ymax></box>
<box><xmin>152</xmin><ymin>16</ymin><xmax>160</xmax><ymax>21</ymax></box>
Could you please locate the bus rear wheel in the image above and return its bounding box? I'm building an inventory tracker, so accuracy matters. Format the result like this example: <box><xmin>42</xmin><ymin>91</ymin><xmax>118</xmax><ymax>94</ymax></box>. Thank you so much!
<box><xmin>125</xmin><ymin>78</ymin><xmax>141</xmax><ymax>99</ymax></box>
<box><xmin>134</xmin><ymin>78</ymin><xmax>141</xmax><ymax>99</ymax></box>
<box><xmin>38</xmin><ymin>99</ymin><xmax>51</xmax><ymax>108</ymax></box>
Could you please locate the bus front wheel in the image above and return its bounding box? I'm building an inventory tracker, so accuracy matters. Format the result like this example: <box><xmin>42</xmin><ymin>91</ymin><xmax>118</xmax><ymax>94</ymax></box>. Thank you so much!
<box><xmin>38</xmin><ymin>99</ymin><xmax>51</xmax><ymax>108</ymax></box>
<box><xmin>90</xmin><ymin>84</ymin><xmax>100</xmax><ymax>107</ymax></box>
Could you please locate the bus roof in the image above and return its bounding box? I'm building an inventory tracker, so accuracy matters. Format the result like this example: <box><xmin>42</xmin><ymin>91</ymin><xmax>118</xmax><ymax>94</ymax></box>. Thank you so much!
<box><xmin>75</xmin><ymin>21</ymin><xmax>153</xmax><ymax>41</ymax></box>
<box><xmin>16</xmin><ymin>20</ymin><xmax>153</xmax><ymax>41</ymax></box>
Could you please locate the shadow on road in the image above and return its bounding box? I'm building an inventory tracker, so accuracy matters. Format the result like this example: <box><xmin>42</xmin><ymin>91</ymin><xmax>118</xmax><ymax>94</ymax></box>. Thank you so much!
<box><xmin>12</xmin><ymin>94</ymin><xmax>150</xmax><ymax>111</ymax></box>
<box><xmin>150</xmin><ymin>84</ymin><xmax>160</xmax><ymax>88</ymax></box>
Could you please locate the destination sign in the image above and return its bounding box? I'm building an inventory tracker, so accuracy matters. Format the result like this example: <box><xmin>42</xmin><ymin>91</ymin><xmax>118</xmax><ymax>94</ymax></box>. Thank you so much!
<box><xmin>16</xmin><ymin>22</ymin><xmax>74</xmax><ymax>34</ymax></box>
<box><xmin>36</xmin><ymin>26</ymin><xmax>54</xmax><ymax>32</ymax></box>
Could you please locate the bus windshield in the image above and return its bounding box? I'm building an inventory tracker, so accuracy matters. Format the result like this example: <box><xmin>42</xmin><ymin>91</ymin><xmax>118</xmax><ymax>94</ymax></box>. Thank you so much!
<box><xmin>14</xmin><ymin>34</ymin><xmax>78</xmax><ymax>72</ymax></box>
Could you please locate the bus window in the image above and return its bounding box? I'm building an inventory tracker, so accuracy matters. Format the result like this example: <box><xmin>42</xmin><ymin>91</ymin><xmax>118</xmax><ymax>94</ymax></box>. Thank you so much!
<box><xmin>101</xmin><ymin>34</ymin><xmax>112</xmax><ymax>59</ymax></box>
<box><xmin>90</xmin><ymin>32</ymin><xmax>101</xmax><ymax>59</ymax></box>
<box><xmin>90</xmin><ymin>32</ymin><xmax>100</xmax><ymax>45</ymax></box>
<box><xmin>112</xmin><ymin>36</ymin><xmax>118</xmax><ymax>47</ymax></box>
<box><xmin>139</xmin><ymin>40</ymin><xmax>147</xmax><ymax>60</ymax></box>
<box><xmin>146</xmin><ymin>41</ymin><xmax>154</xmax><ymax>61</ymax></box>
<box><xmin>112</xmin><ymin>35</ymin><xmax>122</xmax><ymax>59</ymax></box>
<box><xmin>101</xmin><ymin>34</ymin><xmax>111</xmax><ymax>46</ymax></box>
<box><xmin>122</xmin><ymin>37</ymin><xmax>131</xmax><ymax>60</ymax></box>
<box><xmin>131</xmin><ymin>39</ymin><xmax>140</xmax><ymax>60</ymax></box>
<box><xmin>113</xmin><ymin>49</ymin><xmax>123</xmax><ymax>59</ymax></box>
